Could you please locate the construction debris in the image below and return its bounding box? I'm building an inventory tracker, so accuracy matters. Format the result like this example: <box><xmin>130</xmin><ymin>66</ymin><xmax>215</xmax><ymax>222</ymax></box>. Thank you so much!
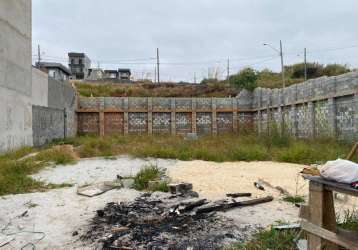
<box><xmin>81</xmin><ymin>192</ymin><xmax>263</xmax><ymax>249</ymax></box>
<box><xmin>226</xmin><ymin>193</ymin><xmax>252</xmax><ymax>198</ymax></box>
<box><xmin>77</xmin><ymin>180</ymin><xmax>123</xmax><ymax>197</ymax></box>
<box><xmin>254</xmin><ymin>181</ymin><xmax>265</xmax><ymax>191</ymax></box>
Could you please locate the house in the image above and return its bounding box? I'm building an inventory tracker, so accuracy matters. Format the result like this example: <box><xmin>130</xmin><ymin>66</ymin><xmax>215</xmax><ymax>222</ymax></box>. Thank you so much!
<box><xmin>68</xmin><ymin>52</ymin><xmax>91</xmax><ymax>80</ymax></box>
<box><xmin>36</xmin><ymin>62</ymin><xmax>71</xmax><ymax>81</ymax></box>
<box><xmin>104</xmin><ymin>70</ymin><xmax>119</xmax><ymax>79</ymax></box>
<box><xmin>118</xmin><ymin>68</ymin><xmax>131</xmax><ymax>80</ymax></box>
<box><xmin>87</xmin><ymin>68</ymin><xmax>104</xmax><ymax>81</ymax></box>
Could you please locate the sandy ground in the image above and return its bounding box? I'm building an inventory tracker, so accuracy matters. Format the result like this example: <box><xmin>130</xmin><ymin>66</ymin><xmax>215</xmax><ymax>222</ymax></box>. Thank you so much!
<box><xmin>0</xmin><ymin>157</ymin><xmax>355</xmax><ymax>249</ymax></box>
<box><xmin>168</xmin><ymin>161</ymin><xmax>309</xmax><ymax>226</ymax></box>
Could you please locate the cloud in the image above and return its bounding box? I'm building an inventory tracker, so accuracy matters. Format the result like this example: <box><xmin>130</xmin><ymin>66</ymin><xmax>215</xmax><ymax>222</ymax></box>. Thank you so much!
<box><xmin>32</xmin><ymin>0</ymin><xmax>358</xmax><ymax>81</ymax></box>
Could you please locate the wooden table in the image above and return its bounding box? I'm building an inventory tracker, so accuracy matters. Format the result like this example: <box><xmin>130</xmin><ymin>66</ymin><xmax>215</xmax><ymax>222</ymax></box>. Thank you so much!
<box><xmin>300</xmin><ymin>176</ymin><xmax>358</xmax><ymax>250</ymax></box>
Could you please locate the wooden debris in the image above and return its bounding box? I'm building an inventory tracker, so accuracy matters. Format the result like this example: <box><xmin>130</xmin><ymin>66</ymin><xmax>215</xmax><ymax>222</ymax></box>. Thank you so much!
<box><xmin>226</xmin><ymin>193</ymin><xmax>252</xmax><ymax>198</ymax></box>
<box><xmin>196</xmin><ymin>196</ymin><xmax>274</xmax><ymax>214</ymax></box>
<box><xmin>111</xmin><ymin>226</ymin><xmax>130</xmax><ymax>233</ymax></box>
<box><xmin>254</xmin><ymin>181</ymin><xmax>265</xmax><ymax>191</ymax></box>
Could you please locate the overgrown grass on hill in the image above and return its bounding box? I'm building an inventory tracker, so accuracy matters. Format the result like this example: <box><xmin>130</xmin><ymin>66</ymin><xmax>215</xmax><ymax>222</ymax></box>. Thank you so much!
<box><xmin>0</xmin><ymin>147</ymin><xmax>76</xmax><ymax>196</ymax></box>
<box><xmin>75</xmin><ymin>82</ymin><xmax>239</xmax><ymax>97</ymax></box>
<box><xmin>56</xmin><ymin>134</ymin><xmax>357</xmax><ymax>165</ymax></box>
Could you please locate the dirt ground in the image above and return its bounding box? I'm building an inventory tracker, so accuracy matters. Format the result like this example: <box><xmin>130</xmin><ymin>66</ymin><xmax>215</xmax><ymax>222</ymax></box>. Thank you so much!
<box><xmin>0</xmin><ymin>157</ymin><xmax>355</xmax><ymax>249</ymax></box>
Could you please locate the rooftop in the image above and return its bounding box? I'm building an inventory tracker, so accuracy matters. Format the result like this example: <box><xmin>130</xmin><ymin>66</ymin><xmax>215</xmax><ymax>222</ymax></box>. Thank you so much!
<box><xmin>36</xmin><ymin>62</ymin><xmax>72</xmax><ymax>75</ymax></box>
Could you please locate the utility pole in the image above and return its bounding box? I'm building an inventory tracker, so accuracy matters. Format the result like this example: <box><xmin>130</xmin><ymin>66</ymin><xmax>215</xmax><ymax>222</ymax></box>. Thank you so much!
<box><xmin>227</xmin><ymin>57</ymin><xmax>230</xmax><ymax>81</ymax></box>
<box><xmin>156</xmin><ymin>48</ymin><xmax>160</xmax><ymax>84</ymax></box>
<box><xmin>304</xmin><ymin>48</ymin><xmax>307</xmax><ymax>81</ymax></box>
<box><xmin>279</xmin><ymin>40</ymin><xmax>285</xmax><ymax>88</ymax></box>
<box><xmin>194</xmin><ymin>72</ymin><xmax>197</xmax><ymax>84</ymax></box>
<box><xmin>154</xmin><ymin>66</ymin><xmax>157</xmax><ymax>83</ymax></box>
<box><xmin>37</xmin><ymin>44</ymin><xmax>41</xmax><ymax>66</ymax></box>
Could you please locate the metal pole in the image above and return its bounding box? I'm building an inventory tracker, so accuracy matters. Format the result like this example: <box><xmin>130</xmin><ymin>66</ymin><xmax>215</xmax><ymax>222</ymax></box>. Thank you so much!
<box><xmin>280</xmin><ymin>40</ymin><xmax>285</xmax><ymax>88</ymax></box>
<box><xmin>37</xmin><ymin>44</ymin><xmax>41</xmax><ymax>66</ymax></box>
<box><xmin>156</xmin><ymin>48</ymin><xmax>160</xmax><ymax>84</ymax></box>
<box><xmin>304</xmin><ymin>48</ymin><xmax>307</xmax><ymax>81</ymax></box>
<box><xmin>194</xmin><ymin>72</ymin><xmax>197</xmax><ymax>84</ymax></box>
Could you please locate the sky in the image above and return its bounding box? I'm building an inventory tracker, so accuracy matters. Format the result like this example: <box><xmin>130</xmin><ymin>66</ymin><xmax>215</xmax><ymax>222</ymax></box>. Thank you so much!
<box><xmin>32</xmin><ymin>0</ymin><xmax>358</xmax><ymax>82</ymax></box>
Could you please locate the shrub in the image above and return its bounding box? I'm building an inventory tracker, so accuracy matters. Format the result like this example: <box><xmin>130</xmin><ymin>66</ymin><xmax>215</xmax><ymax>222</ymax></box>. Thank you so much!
<box><xmin>229</xmin><ymin>68</ymin><xmax>258</xmax><ymax>90</ymax></box>
<box><xmin>133</xmin><ymin>165</ymin><xmax>162</xmax><ymax>191</ymax></box>
<box><xmin>35</xmin><ymin>148</ymin><xmax>77</xmax><ymax>165</ymax></box>
<box><xmin>283</xmin><ymin>195</ymin><xmax>305</xmax><ymax>204</ymax></box>
<box><xmin>231</xmin><ymin>145</ymin><xmax>269</xmax><ymax>161</ymax></box>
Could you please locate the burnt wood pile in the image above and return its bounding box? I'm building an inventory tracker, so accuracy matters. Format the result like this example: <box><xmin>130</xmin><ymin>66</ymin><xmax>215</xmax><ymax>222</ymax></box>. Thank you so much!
<box><xmin>81</xmin><ymin>192</ymin><xmax>272</xmax><ymax>249</ymax></box>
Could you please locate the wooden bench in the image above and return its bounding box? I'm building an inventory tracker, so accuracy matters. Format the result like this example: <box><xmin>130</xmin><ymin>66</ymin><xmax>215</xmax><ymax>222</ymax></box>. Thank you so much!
<box><xmin>300</xmin><ymin>176</ymin><xmax>358</xmax><ymax>250</ymax></box>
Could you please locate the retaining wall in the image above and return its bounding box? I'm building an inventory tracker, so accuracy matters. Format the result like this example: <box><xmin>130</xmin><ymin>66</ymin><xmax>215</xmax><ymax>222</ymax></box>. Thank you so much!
<box><xmin>252</xmin><ymin>72</ymin><xmax>358</xmax><ymax>141</ymax></box>
<box><xmin>77</xmin><ymin>72</ymin><xmax>358</xmax><ymax>140</ymax></box>
<box><xmin>77</xmin><ymin>97</ymin><xmax>252</xmax><ymax>136</ymax></box>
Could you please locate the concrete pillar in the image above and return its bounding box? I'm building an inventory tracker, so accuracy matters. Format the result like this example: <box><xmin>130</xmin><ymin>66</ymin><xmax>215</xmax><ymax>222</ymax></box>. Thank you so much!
<box><xmin>291</xmin><ymin>105</ymin><xmax>298</xmax><ymax>137</ymax></box>
<box><xmin>148</xmin><ymin>97</ymin><xmax>153</xmax><ymax>135</ymax></box>
<box><xmin>171</xmin><ymin>98</ymin><xmax>176</xmax><ymax>135</ymax></box>
<box><xmin>191</xmin><ymin>98</ymin><xmax>197</xmax><ymax>134</ymax></box>
<box><xmin>354</xmin><ymin>93</ymin><xmax>358</xmax><ymax>140</ymax></box>
<box><xmin>308</xmin><ymin>101</ymin><xmax>315</xmax><ymax>138</ymax></box>
<box><xmin>212</xmin><ymin>98</ymin><xmax>217</xmax><ymax>135</ymax></box>
<box><xmin>232</xmin><ymin>98</ymin><xmax>238</xmax><ymax>133</ymax></box>
<box><xmin>99</xmin><ymin>97</ymin><xmax>105</xmax><ymax>137</ymax></box>
<box><xmin>124</xmin><ymin>97</ymin><xmax>129</xmax><ymax>135</ymax></box>
<box><xmin>257</xmin><ymin>110</ymin><xmax>262</xmax><ymax>134</ymax></box>
<box><xmin>327</xmin><ymin>98</ymin><xmax>337</xmax><ymax>138</ymax></box>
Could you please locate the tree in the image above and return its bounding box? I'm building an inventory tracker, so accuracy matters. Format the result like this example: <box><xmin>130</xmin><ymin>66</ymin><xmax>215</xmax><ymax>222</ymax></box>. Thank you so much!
<box><xmin>229</xmin><ymin>67</ymin><xmax>258</xmax><ymax>90</ymax></box>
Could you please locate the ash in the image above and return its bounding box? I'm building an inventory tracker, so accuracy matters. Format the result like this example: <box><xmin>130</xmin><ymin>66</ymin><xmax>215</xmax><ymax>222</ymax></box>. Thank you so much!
<box><xmin>82</xmin><ymin>192</ymin><xmax>256</xmax><ymax>250</ymax></box>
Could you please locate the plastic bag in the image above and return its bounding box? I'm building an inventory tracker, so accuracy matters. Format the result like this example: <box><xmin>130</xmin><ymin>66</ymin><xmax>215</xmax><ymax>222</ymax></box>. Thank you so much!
<box><xmin>320</xmin><ymin>159</ymin><xmax>358</xmax><ymax>184</ymax></box>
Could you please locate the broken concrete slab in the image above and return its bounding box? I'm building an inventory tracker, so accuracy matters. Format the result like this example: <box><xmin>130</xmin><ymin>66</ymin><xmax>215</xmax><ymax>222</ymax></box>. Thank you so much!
<box><xmin>169</xmin><ymin>182</ymin><xmax>193</xmax><ymax>195</ymax></box>
<box><xmin>77</xmin><ymin>181</ymin><xmax>123</xmax><ymax>197</ymax></box>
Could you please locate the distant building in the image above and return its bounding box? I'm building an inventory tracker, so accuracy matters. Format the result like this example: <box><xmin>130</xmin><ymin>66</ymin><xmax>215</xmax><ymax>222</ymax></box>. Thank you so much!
<box><xmin>36</xmin><ymin>62</ymin><xmax>71</xmax><ymax>81</ymax></box>
<box><xmin>68</xmin><ymin>52</ymin><xmax>91</xmax><ymax>80</ymax></box>
<box><xmin>104</xmin><ymin>70</ymin><xmax>119</xmax><ymax>79</ymax></box>
<box><xmin>87</xmin><ymin>68</ymin><xmax>104</xmax><ymax>81</ymax></box>
<box><xmin>118</xmin><ymin>68</ymin><xmax>131</xmax><ymax>80</ymax></box>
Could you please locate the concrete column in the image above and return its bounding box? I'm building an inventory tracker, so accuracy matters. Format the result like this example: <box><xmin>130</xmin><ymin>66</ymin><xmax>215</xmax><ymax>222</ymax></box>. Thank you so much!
<box><xmin>354</xmin><ymin>93</ymin><xmax>358</xmax><ymax>140</ymax></box>
<box><xmin>124</xmin><ymin>97</ymin><xmax>129</xmax><ymax>135</ymax></box>
<box><xmin>148</xmin><ymin>97</ymin><xmax>153</xmax><ymax>135</ymax></box>
<box><xmin>308</xmin><ymin>101</ymin><xmax>315</xmax><ymax>138</ymax></box>
<box><xmin>171</xmin><ymin>98</ymin><xmax>176</xmax><ymax>135</ymax></box>
<box><xmin>99</xmin><ymin>97</ymin><xmax>105</xmax><ymax>137</ymax></box>
<box><xmin>327</xmin><ymin>98</ymin><xmax>337</xmax><ymax>138</ymax></box>
<box><xmin>257</xmin><ymin>110</ymin><xmax>262</xmax><ymax>134</ymax></box>
<box><xmin>192</xmin><ymin>98</ymin><xmax>197</xmax><ymax>134</ymax></box>
<box><xmin>212</xmin><ymin>98</ymin><xmax>217</xmax><ymax>135</ymax></box>
<box><xmin>232</xmin><ymin>98</ymin><xmax>238</xmax><ymax>133</ymax></box>
<box><xmin>291</xmin><ymin>104</ymin><xmax>298</xmax><ymax>137</ymax></box>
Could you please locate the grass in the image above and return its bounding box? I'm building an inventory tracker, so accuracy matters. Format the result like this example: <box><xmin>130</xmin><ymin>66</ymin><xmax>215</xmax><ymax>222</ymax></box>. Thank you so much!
<box><xmin>0</xmin><ymin>146</ymin><xmax>77</xmax><ymax>196</ymax></box>
<box><xmin>338</xmin><ymin>210</ymin><xmax>358</xmax><ymax>232</ymax></box>
<box><xmin>283</xmin><ymin>195</ymin><xmax>305</xmax><ymax>204</ymax></box>
<box><xmin>133</xmin><ymin>165</ymin><xmax>169</xmax><ymax>192</ymax></box>
<box><xmin>227</xmin><ymin>226</ymin><xmax>299</xmax><ymax>250</ymax></box>
<box><xmin>55</xmin><ymin>134</ymin><xmax>357</xmax><ymax>165</ymax></box>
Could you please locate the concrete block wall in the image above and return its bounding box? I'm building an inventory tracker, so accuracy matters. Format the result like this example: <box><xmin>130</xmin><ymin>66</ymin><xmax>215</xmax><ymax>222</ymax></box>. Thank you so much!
<box><xmin>77</xmin><ymin>97</ymin><xmax>248</xmax><ymax>136</ymax></box>
<box><xmin>0</xmin><ymin>0</ymin><xmax>33</xmax><ymax>152</ymax></box>
<box><xmin>253</xmin><ymin>71</ymin><xmax>358</xmax><ymax>141</ymax></box>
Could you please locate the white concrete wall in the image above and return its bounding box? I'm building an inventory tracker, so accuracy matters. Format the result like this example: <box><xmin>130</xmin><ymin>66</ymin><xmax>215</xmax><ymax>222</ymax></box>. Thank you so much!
<box><xmin>0</xmin><ymin>0</ymin><xmax>32</xmax><ymax>152</ymax></box>
<box><xmin>32</xmin><ymin>68</ymin><xmax>48</xmax><ymax>106</ymax></box>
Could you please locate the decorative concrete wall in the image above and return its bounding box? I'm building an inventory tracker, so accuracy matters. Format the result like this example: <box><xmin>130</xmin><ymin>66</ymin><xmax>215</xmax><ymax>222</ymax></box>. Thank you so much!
<box><xmin>0</xmin><ymin>0</ymin><xmax>33</xmax><ymax>152</ymax></box>
<box><xmin>253</xmin><ymin>72</ymin><xmax>358</xmax><ymax>141</ymax></box>
<box><xmin>77</xmin><ymin>97</ymin><xmax>245</xmax><ymax>136</ymax></box>
<box><xmin>77</xmin><ymin>72</ymin><xmax>357</xmax><ymax>140</ymax></box>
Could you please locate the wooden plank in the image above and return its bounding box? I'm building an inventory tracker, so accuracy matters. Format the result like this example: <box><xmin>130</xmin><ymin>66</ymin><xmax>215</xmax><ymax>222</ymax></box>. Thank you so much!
<box><xmin>308</xmin><ymin>181</ymin><xmax>324</xmax><ymax>249</ymax></box>
<box><xmin>302</xmin><ymin>220</ymin><xmax>358</xmax><ymax>249</ymax></box>
<box><xmin>347</xmin><ymin>142</ymin><xmax>358</xmax><ymax>160</ymax></box>
<box><xmin>305</xmin><ymin>176</ymin><xmax>358</xmax><ymax>197</ymax></box>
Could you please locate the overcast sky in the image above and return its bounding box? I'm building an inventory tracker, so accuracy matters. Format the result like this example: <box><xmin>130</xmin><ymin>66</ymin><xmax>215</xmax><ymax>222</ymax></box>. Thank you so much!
<box><xmin>32</xmin><ymin>0</ymin><xmax>358</xmax><ymax>82</ymax></box>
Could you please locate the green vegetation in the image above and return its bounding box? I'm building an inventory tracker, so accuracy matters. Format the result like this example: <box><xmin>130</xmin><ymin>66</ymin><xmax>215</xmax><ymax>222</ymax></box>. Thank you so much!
<box><xmin>282</xmin><ymin>195</ymin><xmax>305</xmax><ymax>204</ymax></box>
<box><xmin>227</xmin><ymin>226</ymin><xmax>299</xmax><ymax>250</ymax></box>
<box><xmin>229</xmin><ymin>67</ymin><xmax>258</xmax><ymax>91</ymax></box>
<box><xmin>0</xmin><ymin>147</ymin><xmax>77</xmax><ymax>196</ymax></box>
<box><xmin>338</xmin><ymin>210</ymin><xmax>358</xmax><ymax>232</ymax></box>
<box><xmin>55</xmin><ymin>134</ymin><xmax>357</xmax><ymax>165</ymax></box>
<box><xmin>133</xmin><ymin>165</ymin><xmax>168</xmax><ymax>192</ymax></box>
